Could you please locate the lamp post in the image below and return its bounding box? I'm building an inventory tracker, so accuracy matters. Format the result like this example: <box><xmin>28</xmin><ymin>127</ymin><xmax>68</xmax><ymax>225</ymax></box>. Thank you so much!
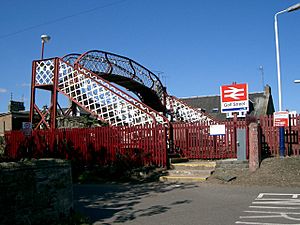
<box><xmin>275</xmin><ymin>3</ymin><xmax>300</xmax><ymax>111</ymax></box>
<box><xmin>41</xmin><ymin>34</ymin><xmax>51</xmax><ymax>60</ymax></box>
<box><xmin>274</xmin><ymin>3</ymin><xmax>300</xmax><ymax>157</ymax></box>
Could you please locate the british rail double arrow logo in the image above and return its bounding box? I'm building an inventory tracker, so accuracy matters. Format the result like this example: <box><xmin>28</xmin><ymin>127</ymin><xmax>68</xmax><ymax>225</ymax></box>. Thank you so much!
<box><xmin>221</xmin><ymin>83</ymin><xmax>248</xmax><ymax>102</ymax></box>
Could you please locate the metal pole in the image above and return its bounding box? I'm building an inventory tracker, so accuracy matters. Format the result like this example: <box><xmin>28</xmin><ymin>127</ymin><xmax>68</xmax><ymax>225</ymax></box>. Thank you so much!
<box><xmin>274</xmin><ymin>3</ymin><xmax>300</xmax><ymax>158</ymax></box>
<box><xmin>274</xmin><ymin>4</ymin><xmax>300</xmax><ymax>110</ymax></box>
<box><xmin>40</xmin><ymin>34</ymin><xmax>51</xmax><ymax>60</ymax></box>
<box><xmin>259</xmin><ymin>66</ymin><xmax>265</xmax><ymax>91</ymax></box>
<box><xmin>279</xmin><ymin>126</ymin><xmax>285</xmax><ymax>157</ymax></box>
<box><xmin>274</xmin><ymin>10</ymin><xmax>287</xmax><ymax>158</ymax></box>
<box><xmin>29</xmin><ymin>61</ymin><xmax>36</xmax><ymax>127</ymax></box>
<box><xmin>41</xmin><ymin>41</ymin><xmax>45</xmax><ymax>60</ymax></box>
<box><xmin>274</xmin><ymin>10</ymin><xmax>286</xmax><ymax>111</ymax></box>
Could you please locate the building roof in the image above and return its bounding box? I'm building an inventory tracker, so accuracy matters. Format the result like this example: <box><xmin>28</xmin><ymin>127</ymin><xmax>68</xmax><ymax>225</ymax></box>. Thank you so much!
<box><xmin>0</xmin><ymin>111</ymin><xmax>29</xmax><ymax>117</ymax></box>
<box><xmin>180</xmin><ymin>85</ymin><xmax>275</xmax><ymax>120</ymax></box>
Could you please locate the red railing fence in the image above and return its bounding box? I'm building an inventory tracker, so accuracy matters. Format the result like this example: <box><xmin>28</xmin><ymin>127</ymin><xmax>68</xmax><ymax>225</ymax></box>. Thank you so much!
<box><xmin>172</xmin><ymin>119</ymin><xmax>249</xmax><ymax>159</ymax></box>
<box><xmin>5</xmin><ymin>115</ymin><xmax>300</xmax><ymax>166</ymax></box>
<box><xmin>259</xmin><ymin>115</ymin><xmax>300</xmax><ymax>157</ymax></box>
<box><xmin>4</xmin><ymin>124</ymin><xmax>167</xmax><ymax>167</ymax></box>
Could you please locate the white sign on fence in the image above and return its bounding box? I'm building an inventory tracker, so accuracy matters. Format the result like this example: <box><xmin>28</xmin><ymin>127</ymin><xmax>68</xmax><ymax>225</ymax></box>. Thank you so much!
<box><xmin>22</xmin><ymin>122</ymin><xmax>32</xmax><ymax>136</ymax></box>
<box><xmin>210</xmin><ymin>124</ymin><xmax>226</xmax><ymax>136</ymax></box>
<box><xmin>274</xmin><ymin>111</ymin><xmax>289</xmax><ymax>127</ymax></box>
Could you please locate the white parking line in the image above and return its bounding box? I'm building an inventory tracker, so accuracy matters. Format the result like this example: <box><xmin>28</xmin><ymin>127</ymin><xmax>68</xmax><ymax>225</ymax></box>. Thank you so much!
<box><xmin>252</xmin><ymin>201</ymin><xmax>300</xmax><ymax>205</ymax></box>
<box><xmin>250</xmin><ymin>206</ymin><xmax>300</xmax><ymax>210</ymax></box>
<box><xmin>257</xmin><ymin>193</ymin><xmax>300</xmax><ymax>199</ymax></box>
<box><xmin>244</xmin><ymin>210</ymin><xmax>300</xmax><ymax>215</ymax></box>
<box><xmin>235</xmin><ymin>193</ymin><xmax>300</xmax><ymax>225</ymax></box>
<box><xmin>235</xmin><ymin>222</ymin><xmax>299</xmax><ymax>225</ymax></box>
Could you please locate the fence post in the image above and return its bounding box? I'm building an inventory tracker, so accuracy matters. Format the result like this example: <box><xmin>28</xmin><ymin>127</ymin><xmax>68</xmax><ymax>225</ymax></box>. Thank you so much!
<box><xmin>249</xmin><ymin>122</ymin><xmax>260</xmax><ymax>172</ymax></box>
<box><xmin>233</xmin><ymin>113</ymin><xmax>238</xmax><ymax>158</ymax></box>
<box><xmin>288</xmin><ymin>114</ymin><xmax>292</xmax><ymax>156</ymax></box>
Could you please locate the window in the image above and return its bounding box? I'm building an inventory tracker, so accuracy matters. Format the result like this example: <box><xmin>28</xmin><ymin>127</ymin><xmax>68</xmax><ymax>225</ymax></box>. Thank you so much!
<box><xmin>211</xmin><ymin>108</ymin><xmax>219</xmax><ymax>113</ymax></box>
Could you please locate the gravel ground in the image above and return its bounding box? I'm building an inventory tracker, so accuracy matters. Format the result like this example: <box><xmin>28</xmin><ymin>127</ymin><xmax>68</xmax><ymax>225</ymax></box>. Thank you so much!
<box><xmin>207</xmin><ymin>156</ymin><xmax>300</xmax><ymax>187</ymax></box>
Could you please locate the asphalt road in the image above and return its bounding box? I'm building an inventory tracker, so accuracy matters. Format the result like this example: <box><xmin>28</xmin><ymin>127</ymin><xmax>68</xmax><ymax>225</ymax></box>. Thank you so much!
<box><xmin>73</xmin><ymin>183</ymin><xmax>300</xmax><ymax>225</ymax></box>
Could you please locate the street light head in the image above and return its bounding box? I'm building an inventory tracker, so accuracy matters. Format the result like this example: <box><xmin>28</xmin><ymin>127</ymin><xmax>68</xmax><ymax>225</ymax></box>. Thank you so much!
<box><xmin>41</xmin><ymin>34</ymin><xmax>51</xmax><ymax>43</ymax></box>
<box><xmin>287</xmin><ymin>3</ymin><xmax>300</xmax><ymax>12</ymax></box>
<box><xmin>294</xmin><ymin>80</ymin><xmax>300</xmax><ymax>83</ymax></box>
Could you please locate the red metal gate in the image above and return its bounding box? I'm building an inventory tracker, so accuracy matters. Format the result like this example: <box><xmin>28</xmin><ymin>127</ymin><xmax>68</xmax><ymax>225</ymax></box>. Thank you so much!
<box><xmin>172</xmin><ymin>119</ymin><xmax>249</xmax><ymax>159</ymax></box>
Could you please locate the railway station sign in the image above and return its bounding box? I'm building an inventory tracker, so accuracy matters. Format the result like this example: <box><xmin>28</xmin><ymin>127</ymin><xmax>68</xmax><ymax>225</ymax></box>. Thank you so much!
<box><xmin>220</xmin><ymin>83</ymin><xmax>249</xmax><ymax>113</ymax></box>
<box><xmin>274</xmin><ymin>111</ymin><xmax>289</xmax><ymax>127</ymax></box>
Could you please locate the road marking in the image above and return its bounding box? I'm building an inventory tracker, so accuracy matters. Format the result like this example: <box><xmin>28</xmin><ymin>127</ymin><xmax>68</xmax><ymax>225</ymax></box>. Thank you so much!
<box><xmin>257</xmin><ymin>193</ymin><xmax>300</xmax><ymax>199</ymax></box>
<box><xmin>244</xmin><ymin>210</ymin><xmax>300</xmax><ymax>215</ymax></box>
<box><xmin>236</xmin><ymin>222</ymin><xmax>300</xmax><ymax>225</ymax></box>
<box><xmin>252</xmin><ymin>200</ymin><xmax>300</xmax><ymax>206</ymax></box>
<box><xmin>241</xmin><ymin>210</ymin><xmax>300</xmax><ymax>221</ymax></box>
<box><xmin>254</xmin><ymin>198</ymin><xmax>300</xmax><ymax>201</ymax></box>
<box><xmin>235</xmin><ymin>193</ymin><xmax>300</xmax><ymax>225</ymax></box>
<box><xmin>250</xmin><ymin>206</ymin><xmax>300</xmax><ymax>210</ymax></box>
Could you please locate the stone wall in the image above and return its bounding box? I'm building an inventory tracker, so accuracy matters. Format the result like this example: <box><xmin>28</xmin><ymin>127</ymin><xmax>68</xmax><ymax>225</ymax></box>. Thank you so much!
<box><xmin>0</xmin><ymin>159</ymin><xmax>73</xmax><ymax>225</ymax></box>
<box><xmin>0</xmin><ymin>114</ymin><xmax>12</xmax><ymax>136</ymax></box>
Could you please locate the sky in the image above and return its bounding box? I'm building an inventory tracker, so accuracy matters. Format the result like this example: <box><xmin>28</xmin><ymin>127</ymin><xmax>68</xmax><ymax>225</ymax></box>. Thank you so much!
<box><xmin>1</xmin><ymin>0</ymin><xmax>300</xmax><ymax>113</ymax></box>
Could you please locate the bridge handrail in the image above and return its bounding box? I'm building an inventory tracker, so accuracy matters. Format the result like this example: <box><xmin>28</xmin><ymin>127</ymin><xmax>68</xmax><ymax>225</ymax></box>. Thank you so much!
<box><xmin>74</xmin><ymin>50</ymin><xmax>166</xmax><ymax>101</ymax></box>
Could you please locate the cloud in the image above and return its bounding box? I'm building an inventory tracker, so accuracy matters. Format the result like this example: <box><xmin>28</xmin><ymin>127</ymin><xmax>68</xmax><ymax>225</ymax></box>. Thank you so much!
<box><xmin>21</xmin><ymin>83</ymin><xmax>31</xmax><ymax>87</ymax></box>
<box><xmin>16</xmin><ymin>83</ymin><xmax>31</xmax><ymax>87</ymax></box>
<box><xmin>0</xmin><ymin>88</ymin><xmax>7</xmax><ymax>93</ymax></box>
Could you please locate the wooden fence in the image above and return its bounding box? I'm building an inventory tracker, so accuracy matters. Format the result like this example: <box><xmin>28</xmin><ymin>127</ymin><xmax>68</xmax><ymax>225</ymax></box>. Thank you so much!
<box><xmin>4</xmin><ymin>124</ymin><xmax>167</xmax><ymax>167</ymax></box>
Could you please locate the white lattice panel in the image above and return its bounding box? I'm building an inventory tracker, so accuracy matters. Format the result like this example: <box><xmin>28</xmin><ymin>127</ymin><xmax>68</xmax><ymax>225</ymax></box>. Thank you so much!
<box><xmin>77</xmin><ymin>66</ymin><xmax>167</xmax><ymax>125</ymax></box>
<box><xmin>166</xmin><ymin>96</ymin><xmax>212</xmax><ymax>123</ymax></box>
<box><xmin>58</xmin><ymin>59</ymin><xmax>168</xmax><ymax>126</ymax></box>
<box><xmin>35</xmin><ymin>59</ymin><xmax>55</xmax><ymax>85</ymax></box>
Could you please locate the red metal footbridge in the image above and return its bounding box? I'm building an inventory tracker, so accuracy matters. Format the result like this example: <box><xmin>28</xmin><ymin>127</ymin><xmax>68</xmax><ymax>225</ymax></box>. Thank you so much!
<box><xmin>30</xmin><ymin>50</ymin><xmax>213</xmax><ymax>129</ymax></box>
<box><xmin>6</xmin><ymin>50</ymin><xmax>297</xmax><ymax>166</ymax></box>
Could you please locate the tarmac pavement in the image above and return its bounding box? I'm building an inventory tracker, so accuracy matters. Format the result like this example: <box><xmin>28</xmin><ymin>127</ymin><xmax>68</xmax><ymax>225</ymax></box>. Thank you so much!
<box><xmin>73</xmin><ymin>182</ymin><xmax>300</xmax><ymax>225</ymax></box>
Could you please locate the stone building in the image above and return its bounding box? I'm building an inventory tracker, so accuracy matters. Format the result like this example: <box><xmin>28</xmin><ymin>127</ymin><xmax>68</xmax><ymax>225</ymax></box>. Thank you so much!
<box><xmin>180</xmin><ymin>85</ymin><xmax>275</xmax><ymax>120</ymax></box>
<box><xmin>0</xmin><ymin>100</ymin><xmax>28</xmax><ymax>136</ymax></box>
<box><xmin>0</xmin><ymin>101</ymin><xmax>103</xmax><ymax>136</ymax></box>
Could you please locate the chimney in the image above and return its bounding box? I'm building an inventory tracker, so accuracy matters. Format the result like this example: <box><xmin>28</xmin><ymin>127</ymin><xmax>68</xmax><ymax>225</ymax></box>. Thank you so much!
<box><xmin>264</xmin><ymin>85</ymin><xmax>271</xmax><ymax>96</ymax></box>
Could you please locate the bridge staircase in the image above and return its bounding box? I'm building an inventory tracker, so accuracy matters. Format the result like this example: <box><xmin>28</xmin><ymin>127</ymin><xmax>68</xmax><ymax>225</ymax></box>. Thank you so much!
<box><xmin>30</xmin><ymin>58</ymin><xmax>168</xmax><ymax>128</ymax></box>
<box><xmin>30</xmin><ymin>50</ymin><xmax>217</xmax><ymax>146</ymax></box>
<box><xmin>67</xmin><ymin>50</ymin><xmax>215</xmax><ymax>124</ymax></box>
